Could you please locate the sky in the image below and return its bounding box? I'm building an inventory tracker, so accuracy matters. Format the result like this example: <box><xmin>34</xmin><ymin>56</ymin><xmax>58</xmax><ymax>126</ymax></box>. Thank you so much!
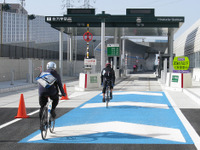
<box><xmin>1</xmin><ymin>0</ymin><xmax>200</xmax><ymax>39</ymax></box>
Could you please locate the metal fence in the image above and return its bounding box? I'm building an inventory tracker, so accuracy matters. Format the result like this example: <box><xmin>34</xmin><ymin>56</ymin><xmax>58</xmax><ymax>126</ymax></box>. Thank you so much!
<box><xmin>0</xmin><ymin>44</ymin><xmax>84</xmax><ymax>60</ymax></box>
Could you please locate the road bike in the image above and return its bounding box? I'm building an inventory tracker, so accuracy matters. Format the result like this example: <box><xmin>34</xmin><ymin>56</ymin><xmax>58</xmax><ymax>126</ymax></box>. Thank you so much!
<box><xmin>40</xmin><ymin>96</ymin><xmax>59</xmax><ymax>140</ymax></box>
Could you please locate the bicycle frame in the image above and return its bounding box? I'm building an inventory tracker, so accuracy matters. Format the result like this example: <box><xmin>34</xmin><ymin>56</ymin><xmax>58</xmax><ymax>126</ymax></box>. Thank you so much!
<box><xmin>47</xmin><ymin>98</ymin><xmax>53</xmax><ymax>125</ymax></box>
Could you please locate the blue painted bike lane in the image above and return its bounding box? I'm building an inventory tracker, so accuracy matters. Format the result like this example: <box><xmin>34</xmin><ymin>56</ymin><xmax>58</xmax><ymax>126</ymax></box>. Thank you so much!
<box><xmin>20</xmin><ymin>91</ymin><xmax>193</xmax><ymax>144</ymax></box>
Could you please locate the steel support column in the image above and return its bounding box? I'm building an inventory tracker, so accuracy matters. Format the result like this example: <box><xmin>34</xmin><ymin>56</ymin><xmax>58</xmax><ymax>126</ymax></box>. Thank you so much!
<box><xmin>59</xmin><ymin>27</ymin><xmax>64</xmax><ymax>80</ymax></box>
<box><xmin>101</xmin><ymin>19</ymin><xmax>105</xmax><ymax>71</ymax></box>
<box><xmin>168</xmin><ymin>28</ymin><xmax>174</xmax><ymax>72</ymax></box>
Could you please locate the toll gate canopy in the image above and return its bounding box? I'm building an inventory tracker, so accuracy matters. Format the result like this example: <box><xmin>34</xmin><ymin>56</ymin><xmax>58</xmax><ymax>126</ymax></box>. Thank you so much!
<box><xmin>45</xmin><ymin>8</ymin><xmax>184</xmax><ymax>76</ymax></box>
<box><xmin>45</xmin><ymin>8</ymin><xmax>184</xmax><ymax>37</ymax></box>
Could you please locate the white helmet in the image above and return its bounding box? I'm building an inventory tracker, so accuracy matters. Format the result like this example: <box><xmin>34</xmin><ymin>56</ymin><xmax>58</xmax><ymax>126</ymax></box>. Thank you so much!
<box><xmin>46</xmin><ymin>62</ymin><xmax>56</xmax><ymax>70</ymax></box>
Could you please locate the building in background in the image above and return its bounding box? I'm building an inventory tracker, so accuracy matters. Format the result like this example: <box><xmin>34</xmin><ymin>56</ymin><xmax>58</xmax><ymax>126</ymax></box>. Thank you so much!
<box><xmin>174</xmin><ymin>19</ymin><xmax>200</xmax><ymax>81</ymax></box>
<box><xmin>0</xmin><ymin>3</ymin><xmax>67</xmax><ymax>51</ymax></box>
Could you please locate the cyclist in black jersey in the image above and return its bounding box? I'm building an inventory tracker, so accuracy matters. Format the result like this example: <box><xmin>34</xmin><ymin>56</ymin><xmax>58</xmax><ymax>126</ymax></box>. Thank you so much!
<box><xmin>101</xmin><ymin>63</ymin><xmax>115</xmax><ymax>102</ymax></box>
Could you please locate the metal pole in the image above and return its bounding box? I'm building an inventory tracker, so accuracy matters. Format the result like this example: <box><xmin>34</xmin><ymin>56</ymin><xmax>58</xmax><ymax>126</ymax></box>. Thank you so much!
<box><xmin>114</xmin><ymin>28</ymin><xmax>118</xmax><ymax>71</ymax></box>
<box><xmin>0</xmin><ymin>8</ymin><xmax>3</xmax><ymax>57</ymax></box>
<box><xmin>122</xmin><ymin>38</ymin><xmax>125</xmax><ymax>76</ymax></box>
<box><xmin>59</xmin><ymin>28</ymin><xmax>64</xmax><ymax>80</ymax></box>
<box><xmin>168</xmin><ymin>28</ymin><xmax>174</xmax><ymax>72</ymax></box>
<box><xmin>69</xmin><ymin>34</ymin><xmax>72</xmax><ymax>61</ymax></box>
<box><xmin>101</xmin><ymin>19</ymin><xmax>105</xmax><ymax>71</ymax></box>
<box><xmin>27</xmin><ymin>15</ymin><xmax>29</xmax><ymax>58</ymax></box>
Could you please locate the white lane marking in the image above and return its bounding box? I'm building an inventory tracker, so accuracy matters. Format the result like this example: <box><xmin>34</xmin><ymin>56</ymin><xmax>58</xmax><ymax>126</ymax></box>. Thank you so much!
<box><xmin>0</xmin><ymin>92</ymin><xmax>89</xmax><ymax>130</ymax></box>
<box><xmin>0</xmin><ymin>110</ymin><xmax>40</xmax><ymax>130</ymax></box>
<box><xmin>68</xmin><ymin>92</ymin><xmax>90</xmax><ymax>99</ymax></box>
<box><xmin>101</xmin><ymin>91</ymin><xmax>163</xmax><ymax>96</ymax></box>
<box><xmin>80</xmin><ymin>101</ymin><xmax>169</xmax><ymax>109</ymax></box>
<box><xmin>28</xmin><ymin>121</ymin><xmax>186</xmax><ymax>143</ymax></box>
<box><xmin>0</xmin><ymin>118</ymin><xmax>21</xmax><ymax>130</ymax></box>
<box><xmin>27</xmin><ymin>110</ymin><xmax>39</xmax><ymax>116</ymax></box>
<box><xmin>164</xmin><ymin>91</ymin><xmax>200</xmax><ymax>149</ymax></box>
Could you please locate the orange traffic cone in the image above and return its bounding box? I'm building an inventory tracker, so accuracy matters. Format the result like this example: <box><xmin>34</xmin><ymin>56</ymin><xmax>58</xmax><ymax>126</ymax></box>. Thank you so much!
<box><xmin>15</xmin><ymin>94</ymin><xmax>29</xmax><ymax>118</ymax></box>
<box><xmin>60</xmin><ymin>84</ymin><xmax>69</xmax><ymax>100</ymax></box>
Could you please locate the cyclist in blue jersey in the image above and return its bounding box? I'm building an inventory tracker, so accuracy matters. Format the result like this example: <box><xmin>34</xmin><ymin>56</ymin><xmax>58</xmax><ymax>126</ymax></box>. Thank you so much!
<box><xmin>38</xmin><ymin>62</ymin><xmax>66</xmax><ymax>119</ymax></box>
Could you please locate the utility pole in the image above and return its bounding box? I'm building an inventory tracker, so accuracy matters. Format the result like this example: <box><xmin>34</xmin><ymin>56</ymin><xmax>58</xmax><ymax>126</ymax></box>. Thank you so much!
<box><xmin>20</xmin><ymin>0</ymin><xmax>25</xmax><ymax>14</ymax></box>
<box><xmin>79</xmin><ymin>0</ymin><xmax>96</xmax><ymax>8</ymax></box>
<box><xmin>62</xmin><ymin>0</ymin><xmax>73</xmax><ymax>14</ymax></box>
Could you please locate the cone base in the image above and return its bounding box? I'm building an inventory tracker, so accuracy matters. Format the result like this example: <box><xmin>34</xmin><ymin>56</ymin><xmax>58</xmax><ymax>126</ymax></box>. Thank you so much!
<box><xmin>60</xmin><ymin>96</ymin><xmax>69</xmax><ymax>100</ymax></box>
<box><xmin>15</xmin><ymin>116</ymin><xmax>29</xmax><ymax>119</ymax></box>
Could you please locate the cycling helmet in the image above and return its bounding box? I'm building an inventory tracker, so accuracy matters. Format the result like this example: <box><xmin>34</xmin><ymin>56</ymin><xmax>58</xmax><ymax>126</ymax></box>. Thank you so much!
<box><xmin>105</xmin><ymin>63</ymin><xmax>111</xmax><ymax>67</ymax></box>
<box><xmin>46</xmin><ymin>61</ymin><xmax>56</xmax><ymax>70</ymax></box>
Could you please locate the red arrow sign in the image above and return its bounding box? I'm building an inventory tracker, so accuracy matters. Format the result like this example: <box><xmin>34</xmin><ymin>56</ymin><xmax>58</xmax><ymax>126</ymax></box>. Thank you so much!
<box><xmin>83</xmin><ymin>32</ymin><xmax>93</xmax><ymax>42</ymax></box>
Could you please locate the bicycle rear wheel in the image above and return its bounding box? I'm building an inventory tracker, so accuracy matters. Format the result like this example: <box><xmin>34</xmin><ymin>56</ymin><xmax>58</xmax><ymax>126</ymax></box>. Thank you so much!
<box><xmin>40</xmin><ymin>107</ymin><xmax>48</xmax><ymax>140</ymax></box>
<box><xmin>49</xmin><ymin>116</ymin><xmax>55</xmax><ymax>133</ymax></box>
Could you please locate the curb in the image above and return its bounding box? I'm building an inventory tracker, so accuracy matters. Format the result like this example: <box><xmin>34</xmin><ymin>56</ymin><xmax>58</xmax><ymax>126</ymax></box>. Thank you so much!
<box><xmin>183</xmin><ymin>88</ymin><xmax>200</xmax><ymax>106</ymax></box>
<box><xmin>0</xmin><ymin>84</ymin><xmax>37</xmax><ymax>94</ymax></box>
<box><xmin>0</xmin><ymin>77</ymin><xmax>79</xmax><ymax>94</ymax></box>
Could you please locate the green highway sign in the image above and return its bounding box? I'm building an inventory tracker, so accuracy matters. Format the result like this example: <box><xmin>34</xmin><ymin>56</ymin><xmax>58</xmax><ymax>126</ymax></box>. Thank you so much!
<box><xmin>107</xmin><ymin>44</ymin><xmax>120</xmax><ymax>56</ymax></box>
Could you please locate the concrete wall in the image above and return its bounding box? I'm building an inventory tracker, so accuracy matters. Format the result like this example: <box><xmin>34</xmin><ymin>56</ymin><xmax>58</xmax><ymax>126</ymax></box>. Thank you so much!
<box><xmin>192</xmin><ymin>68</ymin><xmax>200</xmax><ymax>81</ymax></box>
<box><xmin>0</xmin><ymin>57</ymin><xmax>84</xmax><ymax>82</ymax></box>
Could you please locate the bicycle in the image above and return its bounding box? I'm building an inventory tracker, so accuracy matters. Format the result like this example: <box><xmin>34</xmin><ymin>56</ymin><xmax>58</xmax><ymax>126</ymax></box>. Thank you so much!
<box><xmin>105</xmin><ymin>80</ymin><xmax>111</xmax><ymax>108</ymax></box>
<box><xmin>40</xmin><ymin>95</ymin><xmax>61</xmax><ymax>140</ymax></box>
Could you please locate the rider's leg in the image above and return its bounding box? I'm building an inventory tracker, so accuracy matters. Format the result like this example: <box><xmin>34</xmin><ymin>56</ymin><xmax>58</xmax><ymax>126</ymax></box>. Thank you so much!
<box><xmin>110</xmin><ymin>82</ymin><xmax>113</xmax><ymax>99</ymax></box>
<box><xmin>50</xmin><ymin>94</ymin><xmax>59</xmax><ymax>118</ymax></box>
<box><xmin>39</xmin><ymin>96</ymin><xmax>48</xmax><ymax>119</ymax></box>
<box><xmin>102</xmin><ymin>80</ymin><xmax>106</xmax><ymax>102</ymax></box>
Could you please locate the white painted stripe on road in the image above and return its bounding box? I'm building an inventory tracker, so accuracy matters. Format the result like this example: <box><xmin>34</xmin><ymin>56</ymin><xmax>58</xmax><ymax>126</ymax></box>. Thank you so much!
<box><xmin>0</xmin><ymin>110</ymin><xmax>40</xmax><ymax>130</ymax></box>
<box><xmin>81</xmin><ymin>101</ymin><xmax>169</xmax><ymax>109</ymax></box>
<box><xmin>164</xmin><ymin>91</ymin><xmax>200</xmax><ymax>149</ymax></box>
<box><xmin>27</xmin><ymin>109</ymin><xmax>39</xmax><ymax>116</ymax></box>
<box><xmin>101</xmin><ymin>91</ymin><xmax>163</xmax><ymax>96</ymax></box>
<box><xmin>0</xmin><ymin>118</ymin><xmax>21</xmax><ymax>130</ymax></box>
<box><xmin>68</xmin><ymin>92</ymin><xmax>90</xmax><ymax>98</ymax></box>
<box><xmin>28</xmin><ymin>121</ymin><xmax>186</xmax><ymax>143</ymax></box>
<box><xmin>0</xmin><ymin>92</ymin><xmax>89</xmax><ymax>130</ymax></box>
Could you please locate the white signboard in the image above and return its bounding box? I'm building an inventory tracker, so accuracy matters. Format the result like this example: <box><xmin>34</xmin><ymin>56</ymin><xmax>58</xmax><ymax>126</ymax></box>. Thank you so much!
<box><xmin>84</xmin><ymin>59</ymin><xmax>96</xmax><ymax>65</ymax></box>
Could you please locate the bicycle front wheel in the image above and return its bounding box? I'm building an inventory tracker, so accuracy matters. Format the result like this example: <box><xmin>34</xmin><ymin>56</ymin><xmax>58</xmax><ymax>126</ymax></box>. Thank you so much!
<box><xmin>49</xmin><ymin>116</ymin><xmax>55</xmax><ymax>133</ymax></box>
<box><xmin>40</xmin><ymin>107</ymin><xmax>48</xmax><ymax>140</ymax></box>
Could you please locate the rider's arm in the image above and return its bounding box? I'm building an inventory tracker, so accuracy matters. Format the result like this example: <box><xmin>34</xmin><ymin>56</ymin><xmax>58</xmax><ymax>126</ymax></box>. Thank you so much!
<box><xmin>52</xmin><ymin>71</ymin><xmax>65</xmax><ymax>96</ymax></box>
<box><xmin>112</xmin><ymin>70</ymin><xmax>115</xmax><ymax>84</ymax></box>
<box><xmin>101</xmin><ymin>69</ymin><xmax>104</xmax><ymax>84</ymax></box>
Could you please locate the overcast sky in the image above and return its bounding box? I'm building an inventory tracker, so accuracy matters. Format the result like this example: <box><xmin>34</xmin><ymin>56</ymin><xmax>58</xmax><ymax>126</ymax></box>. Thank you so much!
<box><xmin>2</xmin><ymin>0</ymin><xmax>200</xmax><ymax>39</ymax></box>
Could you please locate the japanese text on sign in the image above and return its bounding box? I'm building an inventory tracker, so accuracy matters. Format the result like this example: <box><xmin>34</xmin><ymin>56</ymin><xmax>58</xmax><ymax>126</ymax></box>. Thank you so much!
<box><xmin>107</xmin><ymin>44</ymin><xmax>120</xmax><ymax>56</ymax></box>
<box><xmin>173</xmin><ymin>56</ymin><xmax>190</xmax><ymax>70</ymax></box>
<box><xmin>84</xmin><ymin>59</ymin><xmax>96</xmax><ymax>65</ymax></box>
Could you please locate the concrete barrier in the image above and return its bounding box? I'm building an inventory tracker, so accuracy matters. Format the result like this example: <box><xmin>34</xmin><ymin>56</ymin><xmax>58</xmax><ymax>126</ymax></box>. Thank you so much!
<box><xmin>170</xmin><ymin>73</ymin><xmax>192</xmax><ymax>89</ymax></box>
<box><xmin>76</xmin><ymin>73</ymin><xmax>101</xmax><ymax>91</ymax></box>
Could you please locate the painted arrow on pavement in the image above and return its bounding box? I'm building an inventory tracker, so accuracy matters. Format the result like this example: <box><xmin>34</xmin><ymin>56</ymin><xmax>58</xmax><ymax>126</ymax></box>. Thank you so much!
<box><xmin>28</xmin><ymin>121</ymin><xmax>185</xmax><ymax>143</ymax></box>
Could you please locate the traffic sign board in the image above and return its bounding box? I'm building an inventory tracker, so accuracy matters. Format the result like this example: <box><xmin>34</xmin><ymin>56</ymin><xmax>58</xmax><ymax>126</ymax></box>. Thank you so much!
<box><xmin>83</xmin><ymin>32</ymin><xmax>93</xmax><ymax>42</ymax></box>
<box><xmin>84</xmin><ymin>59</ymin><xmax>96</xmax><ymax>65</ymax></box>
<box><xmin>107</xmin><ymin>44</ymin><xmax>120</xmax><ymax>56</ymax></box>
